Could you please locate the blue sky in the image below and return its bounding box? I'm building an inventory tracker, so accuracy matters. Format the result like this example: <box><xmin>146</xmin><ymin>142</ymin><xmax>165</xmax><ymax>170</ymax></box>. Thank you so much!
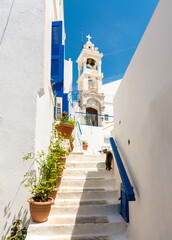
<box><xmin>64</xmin><ymin>0</ymin><xmax>159</xmax><ymax>91</ymax></box>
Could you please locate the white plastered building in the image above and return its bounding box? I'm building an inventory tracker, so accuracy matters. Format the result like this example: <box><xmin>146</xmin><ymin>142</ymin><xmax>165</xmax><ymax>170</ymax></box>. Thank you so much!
<box><xmin>111</xmin><ymin>0</ymin><xmax>172</xmax><ymax>239</ymax></box>
<box><xmin>0</xmin><ymin>0</ymin><xmax>72</xmax><ymax>238</ymax></box>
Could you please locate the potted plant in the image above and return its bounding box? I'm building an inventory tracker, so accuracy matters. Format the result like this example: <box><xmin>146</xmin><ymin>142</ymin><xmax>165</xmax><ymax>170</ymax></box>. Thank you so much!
<box><xmin>82</xmin><ymin>140</ymin><xmax>88</xmax><ymax>151</ymax></box>
<box><xmin>48</xmin><ymin>125</ymin><xmax>69</xmax><ymax>189</ymax></box>
<box><xmin>49</xmin><ymin>126</ymin><xmax>69</xmax><ymax>165</ymax></box>
<box><xmin>21</xmin><ymin>151</ymin><xmax>55</xmax><ymax>223</ymax></box>
<box><xmin>56</xmin><ymin>112</ymin><xmax>76</xmax><ymax>139</ymax></box>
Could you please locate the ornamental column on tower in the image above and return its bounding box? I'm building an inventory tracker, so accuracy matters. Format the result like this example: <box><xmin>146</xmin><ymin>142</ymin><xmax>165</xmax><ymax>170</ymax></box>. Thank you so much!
<box><xmin>76</xmin><ymin>35</ymin><xmax>105</xmax><ymax>126</ymax></box>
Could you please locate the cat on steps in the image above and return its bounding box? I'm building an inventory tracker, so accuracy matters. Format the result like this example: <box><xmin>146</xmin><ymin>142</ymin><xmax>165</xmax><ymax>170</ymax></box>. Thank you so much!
<box><xmin>102</xmin><ymin>149</ymin><xmax>113</xmax><ymax>171</ymax></box>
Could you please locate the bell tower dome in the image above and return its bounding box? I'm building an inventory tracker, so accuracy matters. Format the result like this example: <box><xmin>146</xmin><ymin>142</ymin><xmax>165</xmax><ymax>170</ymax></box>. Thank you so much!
<box><xmin>76</xmin><ymin>35</ymin><xmax>105</xmax><ymax>126</ymax></box>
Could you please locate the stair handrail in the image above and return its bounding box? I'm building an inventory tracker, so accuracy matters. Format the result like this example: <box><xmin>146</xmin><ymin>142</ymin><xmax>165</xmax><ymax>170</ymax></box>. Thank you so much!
<box><xmin>110</xmin><ymin>137</ymin><xmax>135</xmax><ymax>201</ymax></box>
<box><xmin>77</xmin><ymin>121</ymin><xmax>82</xmax><ymax>135</ymax></box>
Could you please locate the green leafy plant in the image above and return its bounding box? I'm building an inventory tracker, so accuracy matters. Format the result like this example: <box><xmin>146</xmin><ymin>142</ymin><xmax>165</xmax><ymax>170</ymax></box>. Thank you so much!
<box><xmin>82</xmin><ymin>140</ymin><xmax>88</xmax><ymax>145</ymax></box>
<box><xmin>70</xmin><ymin>135</ymin><xmax>75</xmax><ymax>143</ymax></box>
<box><xmin>21</xmin><ymin>124</ymin><xmax>70</xmax><ymax>202</ymax></box>
<box><xmin>49</xmin><ymin>124</ymin><xmax>69</xmax><ymax>156</ymax></box>
<box><xmin>48</xmin><ymin>124</ymin><xmax>69</xmax><ymax>174</ymax></box>
<box><xmin>21</xmin><ymin>151</ymin><xmax>57</xmax><ymax>202</ymax></box>
<box><xmin>7</xmin><ymin>219</ymin><xmax>27</xmax><ymax>240</ymax></box>
<box><xmin>57</xmin><ymin>112</ymin><xmax>77</xmax><ymax>126</ymax></box>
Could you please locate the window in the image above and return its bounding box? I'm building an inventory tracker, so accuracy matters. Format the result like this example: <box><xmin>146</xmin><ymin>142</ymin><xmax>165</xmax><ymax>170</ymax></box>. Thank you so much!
<box><xmin>104</xmin><ymin>114</ymin><xmax>109</xmax><ymax>121</ymax></box>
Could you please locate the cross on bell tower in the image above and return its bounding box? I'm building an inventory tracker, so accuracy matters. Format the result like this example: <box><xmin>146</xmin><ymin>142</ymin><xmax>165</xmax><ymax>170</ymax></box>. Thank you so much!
<box><xmin>86</xmin><ymin>34</ymin><xmax>92</xmax><ymax>42</ymax></box>
<box><xmin>76</xmin><ymin>35</ymin><xmax>105</xmax><ymax>126</ymax></box>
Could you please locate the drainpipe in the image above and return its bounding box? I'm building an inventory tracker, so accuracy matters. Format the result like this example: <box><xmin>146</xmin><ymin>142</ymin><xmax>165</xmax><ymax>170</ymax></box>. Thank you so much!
<box><xmin>54</xmin><ymin>96</ymin><xmax>57</xmax><ymax>120</ymax></box>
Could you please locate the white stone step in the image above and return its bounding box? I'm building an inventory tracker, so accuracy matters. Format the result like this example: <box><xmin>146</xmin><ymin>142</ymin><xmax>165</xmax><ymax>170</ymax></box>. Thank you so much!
<box><xmin>51</xmin><ymin>203</ymin><xmax>120</xmax><ymax>216</ymax></box>
<box><xmin>60</xmin><ymin>178</ymin><xmax>116</xmax><ymax>188</ymax></box>
<box><xmin>48</xmin><ymin>214</ymin><xmax>115</xmax><ymax>224</ymax></box>
<box><xmin>69</xmin><ymin>151</ymin><xmax>84</xmax><ymax>155</ymax></box>
<box><xmin>59</xmin><ymin>186</ymin><xmax>116</xmax><ymax>192</ymax></box>
<box><xmin>27</xmin><ymin>214</ymin><xmax>126</xmax><ymax>237</ymax></box>
<box><xmin>56</xmin><ymin>190</ymin><xmax>118</xmax><ymax>200</ymax></box>
<box><xmin>65</xmin><ymin>161</ymin><xmax>106</xmax><ymax>169</ymax></box>
<box><xmin>54</xmin><ymin>198</ymin><xmax>116</xmax><ymax>207</ymax></box>
<box><xmin>26</xmin><ymin>233</ymin><xmax>128</xmax><ymax>240</ymax></box>
<box><xmin>68</xmin><ymin>155</ymin><xmax>105</xmax><ymax>161</ymax></box>
<box><xmin>26</xmin><ymin>154</ymin><xmax>127</xmax><ymax>240</ymax></box>
<box><xmin>63</xmin><ymin>169</ymin><xmax>114</xmax><ymax>178</ymax></box>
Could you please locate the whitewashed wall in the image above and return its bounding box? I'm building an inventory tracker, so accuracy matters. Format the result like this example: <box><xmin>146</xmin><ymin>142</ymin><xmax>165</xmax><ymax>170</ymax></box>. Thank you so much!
<box><xmin>64</xmin><ymin>59</ymin><xmax>73</xmax><ymax>94</ymax></box>
<box><xmin>102</xmin><ymin>80</ymin><xmax>121</xmax><ymax>121</ymax></box>
<box><xmin>0</xmin><ymin>0</ymin><xmax>64</xmax><ymax>238</ymax></box>
<box><xmin>112</xmin><ymin>1</ymin><xmax>172</xmax><ymax>239</ymax></box>
<box><xmin>81</xmin><ymin>125</ymin><xmax>112</xmax><ymax>153</ymax></box>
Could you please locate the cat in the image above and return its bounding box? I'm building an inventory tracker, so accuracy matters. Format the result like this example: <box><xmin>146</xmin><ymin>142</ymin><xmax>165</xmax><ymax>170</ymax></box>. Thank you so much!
<box><xmin>103</xmin><ymin>149</ymin><xmax>113</xmax><ymax>171</ymax></box>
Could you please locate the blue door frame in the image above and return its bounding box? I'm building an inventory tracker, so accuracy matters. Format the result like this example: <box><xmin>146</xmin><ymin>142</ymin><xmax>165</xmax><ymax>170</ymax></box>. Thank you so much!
<box><xmin>51</xmin><ymin>21</ymin><xmax>69</xmax><ymax>116</ymax></box>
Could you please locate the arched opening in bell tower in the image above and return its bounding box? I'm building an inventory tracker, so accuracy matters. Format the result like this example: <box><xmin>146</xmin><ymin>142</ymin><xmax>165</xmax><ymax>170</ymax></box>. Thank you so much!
<box><xmin>86</xmin><ymin>107</ymin><xmax>98</xmax><ymax>126</ymax></box>
<box><xmin>86</xmin><ymin>58</ymin><xmax>96</xmax><ymax>69</ymax></box>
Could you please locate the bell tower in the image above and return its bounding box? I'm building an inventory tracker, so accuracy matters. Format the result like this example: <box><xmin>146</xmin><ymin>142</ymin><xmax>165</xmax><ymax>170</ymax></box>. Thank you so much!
<box><xmin>76</xmin><ymin>35</ymin><xmax>105</xmax><ymax>126</ymax></box>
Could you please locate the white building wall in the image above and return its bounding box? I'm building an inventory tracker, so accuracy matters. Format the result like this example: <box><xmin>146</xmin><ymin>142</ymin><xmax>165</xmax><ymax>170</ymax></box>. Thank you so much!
<box><xmin>81</xmin><ymin>125</ymin><xmax>112</xmax><ymax>153</ymax></box>
<box><xmin>0</xmin><ymin>0</ymin><xmax>65</xmax><ymax>238</ymax></box>
<box><xmin>102</xmin><ymin>80</ymin><xmax>121</xmax><ymax>121</ymax></box>
<box><xmin>64</xmin><ymin>59</ymin><xmax>73</xmax><ymax>94</ymax></box>
<box><xmin>112</xmin><ymin>1</ymin><xmax>172</xmax><ymax>239</ymax></box>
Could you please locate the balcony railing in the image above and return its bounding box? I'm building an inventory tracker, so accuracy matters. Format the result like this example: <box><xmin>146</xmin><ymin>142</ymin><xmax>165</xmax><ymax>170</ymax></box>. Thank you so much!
<box><xmin>75</xmin><ymin>112</ymin><xmax>113</xmax><ymax>127</ymax></box>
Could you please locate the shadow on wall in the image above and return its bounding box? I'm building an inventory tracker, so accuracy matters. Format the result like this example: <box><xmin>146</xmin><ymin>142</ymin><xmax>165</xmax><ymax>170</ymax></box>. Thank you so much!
<box><xmin>1</xmin><ymin>155</ymin><xmax>38</xmax><ymax>239</ymax></box>
<box><xmin>1</xmin><ymin>183</ymin><xmax>30</xmax><ymax>240</ymax></box>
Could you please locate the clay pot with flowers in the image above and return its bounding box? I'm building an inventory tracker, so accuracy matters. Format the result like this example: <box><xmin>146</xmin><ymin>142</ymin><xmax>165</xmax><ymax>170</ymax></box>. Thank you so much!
<box><xmin>21</xmin><ymin>151</ymin><xmax>58</xmax><ymax>222</ymax></box>
<box><xmin>48</xmin><ymin>124</ymin><xmax>69</xmax><ymax>190</ymax></box>
<box><xmin>82</xmin><ymin>140</ymin><xmax>88</xmax><ymax>151</ymax></box>
<box><xmin>56</xmin><ymin>112</ymin><xmax>76</xmax><ymax>139</ymax></box>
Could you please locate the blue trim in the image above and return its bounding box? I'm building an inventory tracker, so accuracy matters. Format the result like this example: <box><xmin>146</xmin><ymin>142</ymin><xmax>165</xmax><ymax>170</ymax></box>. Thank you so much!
<box><xmin>77</xmin><ymin>121</ymin><xmax>82</xmax><ymax>135</ymax></box>
<box><xmin>110</xmin><ymin>137</ymin><xmax>135</xmax><ymax>201</ymax></box>
<box><xmin>62</xmin><ymin>93</ymin><xmax>69</xmax><ymax>114</ymax></box>
<box><xmin>77</xmin><ymin>132</ymin><xmax>82</xmax><ymax>146</ymax></box>
<box><xmin>80</xmin><ymin>123</ymin><xmax>103</xmax><ymax>127</ymax></box>
<box><xmin>51</xmin><ymin>21</ymin><xmax>64</xmax><ymax>96</ymax></box>
<box><xmin>75</xmin><ymin>112</ymin><xmax>114</xmax><ymax>118</ymax></box>
<box><xmin>69</xmin><ymin>114</ymin><xmax>76</xmax><ymax>121</ymax></box>
<box><xmin>121</xmin><ymin>183</ymin><xmax>129</xmax><ymax>222</ymax></box>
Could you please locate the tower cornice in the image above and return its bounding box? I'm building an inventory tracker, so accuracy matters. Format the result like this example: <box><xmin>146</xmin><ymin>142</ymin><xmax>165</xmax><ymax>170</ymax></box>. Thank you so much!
<box><xmin>76</xmin><ymin>48</ymin><xmax>103</xmax><ymax>63</ymax></box>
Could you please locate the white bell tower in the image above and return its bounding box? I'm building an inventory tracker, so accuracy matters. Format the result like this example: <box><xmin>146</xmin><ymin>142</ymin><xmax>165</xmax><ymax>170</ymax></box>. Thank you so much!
<box><xmin>76</xmin><ymin>35</ymin><xmax>105</xmax><ymax>126</ymax></box>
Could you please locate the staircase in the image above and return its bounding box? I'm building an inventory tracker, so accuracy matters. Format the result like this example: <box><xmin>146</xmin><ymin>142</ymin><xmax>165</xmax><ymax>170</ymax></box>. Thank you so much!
<box><xmin>26</xmin><ymin>154</ymin><xmax>128</xmax><ymax>240</ymax></box>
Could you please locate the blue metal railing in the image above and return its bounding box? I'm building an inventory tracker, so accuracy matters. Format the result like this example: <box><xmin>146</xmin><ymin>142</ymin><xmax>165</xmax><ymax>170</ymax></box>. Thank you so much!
<box><xmin>69</xmin><ymin>113</ymin><xmax>76</xmax><ymax>121</ymax></box>
<box><xmin>110</xmin><ymin>137</ymin><xmax>135</xmax><ymax>222</ymax></box>
<box><xmin>75</xmin><ymin>112</ymin><xmax>114</xmax><ymax>118</ymax></box>
<box><xmin>77</xmin><ymin>121</ymin><xmax>82</xmax><ymax>135</ymax></box>
<box><xmin>75</xmin><ymin>112</ymin><xmax>113</xmax><ymax>127</ymax></box>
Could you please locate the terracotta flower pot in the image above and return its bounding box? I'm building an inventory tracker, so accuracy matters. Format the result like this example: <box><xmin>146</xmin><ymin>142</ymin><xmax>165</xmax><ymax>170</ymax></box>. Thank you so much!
<box><xmin>82</xmin><ymin>144</ymin><xmax>88</xmax><ymax>151</ymax></box>
<box><xmin>56</xmin><ymin>175</ymin><xmax>63</xmax><ymax>188</ymax></box>
<box><xmin>49</xmin><ymin>188</ymin><xmax>59</xmax><ymax>204</ymax></box>
<box><xmin>56</xmin><ymin>123</ymin><xmax>74</xmax><ymax>139</ymax></box>
<box><xmin>70</xmin><ymin>141</ymin><xmax>74</xmax><ymax>151</ymax></box>
<box><xmin>60</xmin><ymin>156</ymin><xmax>67</xmax><ymax>165</ymax></box>
<box><xmin>27</xmin><ymin>197</ymin><xmax>53</xmax><ymax>223</ymax></box>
